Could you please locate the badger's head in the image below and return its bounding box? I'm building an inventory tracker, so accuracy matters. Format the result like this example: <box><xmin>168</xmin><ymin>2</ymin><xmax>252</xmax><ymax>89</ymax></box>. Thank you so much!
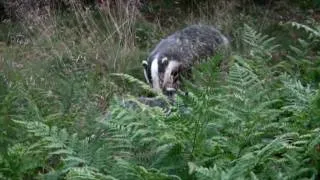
<box><xmin>142</xmin><ymin>54</ymin><xmax>183</xmax><ymax>96</ymax></box>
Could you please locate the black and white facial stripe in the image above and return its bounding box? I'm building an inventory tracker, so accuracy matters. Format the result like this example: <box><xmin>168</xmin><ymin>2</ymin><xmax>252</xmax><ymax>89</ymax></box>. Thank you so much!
<box><xmin>143</xmin><ymin>53</ymin><xmax>182</xmax><ymax>94</ymax></box>
<box><xmin>142</xmin><ymin>60</ymin><xmax>150</xmax><ymax>84</ymax></box>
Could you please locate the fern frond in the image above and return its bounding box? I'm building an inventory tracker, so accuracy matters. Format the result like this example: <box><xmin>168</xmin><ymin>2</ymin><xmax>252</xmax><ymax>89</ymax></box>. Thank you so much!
<box><xmin>110</xmin><ymin>73</ymin><xmax>155</xmax><ymax>94</ymax></box>
<box><xmin>287</xmin><ymin>22</ymin><xmax>320</xmax><ymax>39</ymax></box>
<box><xmin>242</xmin><ymin>24</ymin><xmax>280</xmax><ymax>59</ymax></box>
<box><xmin>66</xmin><ymin>166</ymin><xmax>117</xmax><ymax>180</ymax></box>
<box><xmin>280</xmin><ymin>73</ymin><xmax>316</xmax><ymax>113</ymax></box>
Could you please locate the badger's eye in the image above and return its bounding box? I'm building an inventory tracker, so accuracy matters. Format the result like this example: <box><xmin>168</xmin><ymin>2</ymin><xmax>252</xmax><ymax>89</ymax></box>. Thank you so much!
<box><xmin>172</xmin><ymin>71</ymin><xmax>178</xmax><ymax>76</ymax></box>
<box><xmin>161</xmin><ymin>57</ymin><xmax>168</xmax><ymax>65</ymax></box>
<box><xmin>171</xmin><ymin>70</ymin><xmax>179</xmax><ymax>79</ymax></box>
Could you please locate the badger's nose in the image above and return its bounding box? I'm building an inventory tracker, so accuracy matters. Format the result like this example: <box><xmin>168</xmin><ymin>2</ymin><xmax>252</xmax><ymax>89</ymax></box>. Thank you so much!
<box><xmin>163</xmin><ymin>87</ymin><xmax>176</xmax><ymax>96</ymax></box>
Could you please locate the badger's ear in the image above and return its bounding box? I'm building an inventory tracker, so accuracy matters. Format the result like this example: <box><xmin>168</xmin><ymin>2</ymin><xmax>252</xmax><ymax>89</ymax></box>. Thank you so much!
<box><xmin>161</xmin><ymin>57</ymin><xmax>168</xmax><ymax>65</ymax></box>
<box><xmin>142</xmin><ymin>60</ymin><xmax>148</xmax><ymax>69</ymax></box>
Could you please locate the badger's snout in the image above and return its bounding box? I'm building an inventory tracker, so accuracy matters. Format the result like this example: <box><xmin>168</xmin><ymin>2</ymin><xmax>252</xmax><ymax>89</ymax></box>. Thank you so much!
<box><xmin>163</xmin><ymin>87</ymin><xmax>177</xmax><ymax>96</ymax></box>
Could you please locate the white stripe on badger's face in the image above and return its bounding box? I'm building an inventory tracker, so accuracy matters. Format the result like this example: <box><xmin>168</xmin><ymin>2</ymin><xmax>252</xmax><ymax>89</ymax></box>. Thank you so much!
<box><xmin>151</xmin><ymin>54</ymin><xmax>161</xmax><ymax>92</ymax></box>
<box><xmin>142</xmin><ymin>60</ymin><xmax>150</xmax><ymax>84</ymax></box>
<box><xmin>143</xmin><ymin>68</ymin><xmax>150</xmax><ymax>84</ymax></box>
<box><xmin>162</xmin><ymin>60</ymin><xmax>181</xmax><ymax>91</ymax></box>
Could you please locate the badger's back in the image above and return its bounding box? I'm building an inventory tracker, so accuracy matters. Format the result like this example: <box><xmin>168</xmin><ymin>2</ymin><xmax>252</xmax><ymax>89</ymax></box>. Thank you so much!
<box><xmin>148</xmin><ymin>24</ymin><xmax>229</xmax><ymax>67</ymax></box>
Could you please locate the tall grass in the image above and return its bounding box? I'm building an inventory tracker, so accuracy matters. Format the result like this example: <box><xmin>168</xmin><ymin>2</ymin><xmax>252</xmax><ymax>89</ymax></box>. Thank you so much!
<box><xmin>0</xmin><ymin>1</ymin><xmax>154</xmax><ymax>147</ymax></box>
<box><xmin>1</xmin><ymin>0</ymin><xmax>156</xmax><ymax>100</ymax></box>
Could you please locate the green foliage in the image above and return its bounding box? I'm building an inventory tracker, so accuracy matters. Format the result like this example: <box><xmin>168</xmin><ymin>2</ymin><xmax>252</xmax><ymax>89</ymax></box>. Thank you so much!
<box><xmin>1</xmin><ymin>3</ymin><xmax>320</xmax><ymax>180</ymax></box>
<box><xmin>241</xmin><ymin>24</ymin><xmax>280</xmax><ymax>60</ymax></box>
<box><xmin>290</xmin><ymin>0</ymin><xmax>320</xmax><ymax>9</ymax></box>
<box><xmin>282</xmin><ymin>21</ymin><xmax>320</xmax><ymax>84</ymax></box>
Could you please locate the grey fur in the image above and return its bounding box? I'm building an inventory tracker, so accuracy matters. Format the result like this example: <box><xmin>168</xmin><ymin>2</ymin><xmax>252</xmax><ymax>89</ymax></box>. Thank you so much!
<box><xmin>143</xmin><ymin>24</ymin><xmax>230</xmax><ymax>93</ymax></box>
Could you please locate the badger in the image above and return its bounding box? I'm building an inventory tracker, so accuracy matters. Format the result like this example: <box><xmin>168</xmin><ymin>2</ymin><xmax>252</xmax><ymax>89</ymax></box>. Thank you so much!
<box><xmin>142</xmin><ymin>24</ymin><xmax>230</xmax><ymax>96</ymax></box>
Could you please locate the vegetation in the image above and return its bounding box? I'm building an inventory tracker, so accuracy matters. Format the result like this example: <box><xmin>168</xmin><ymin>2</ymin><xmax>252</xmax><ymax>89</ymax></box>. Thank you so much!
<box><xmin>0</xmin><ymin>0</ymin><xmax>320</xmax><ymax>179</ymax></box>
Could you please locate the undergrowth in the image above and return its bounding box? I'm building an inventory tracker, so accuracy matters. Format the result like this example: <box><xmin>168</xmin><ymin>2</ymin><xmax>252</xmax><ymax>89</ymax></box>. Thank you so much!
<box><xmin>1</xmin><ymin>2</ymin><xmax>320</xmax><ymax>180</ymax></box>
